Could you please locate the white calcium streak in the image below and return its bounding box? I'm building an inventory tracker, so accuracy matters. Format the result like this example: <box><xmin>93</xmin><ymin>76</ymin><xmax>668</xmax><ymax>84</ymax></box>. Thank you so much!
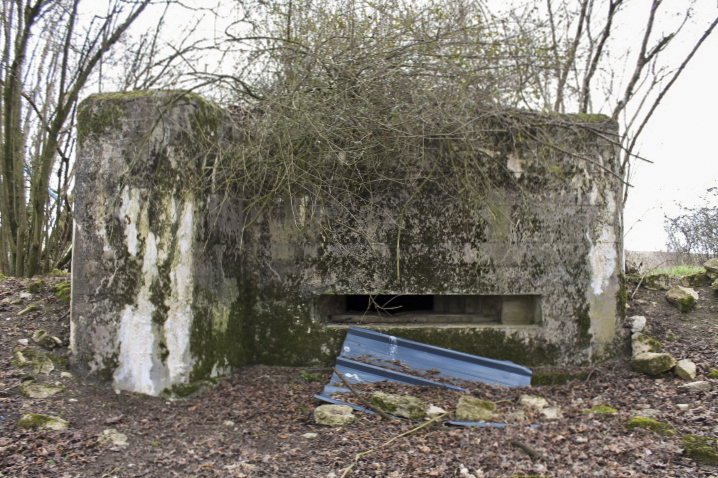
<box><xmin>165</xmin><ymin>201</ymin><xmax>195</xmax><ymax>384</ymax></box>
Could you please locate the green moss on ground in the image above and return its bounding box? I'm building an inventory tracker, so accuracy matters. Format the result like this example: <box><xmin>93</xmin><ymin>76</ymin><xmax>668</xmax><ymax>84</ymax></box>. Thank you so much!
<box><xmin>683</xmin><ymin>435</ymin><xmax>718</xmax><ymax>464</ymax></box>
<box><xmin>707</xmin><ymin>370</ymin><xmax>718</xmax><ymax>379</ymax></box>
<box><xmin>584</xmin><ymin>405</ymin><xmax>617</xmax><ymax>414</ymax></box>
<box><xmin>27</xmin><ymin>280</ymin><xmax>45</xmax><ymax>293</ymax></box>
<box><xmin>625</xmin><ymin>417</ymin><xmax>678</xmax><ymax>436</ymax></box>
<box><xmin>52</xmin><ymin>281</ymin><xmax>71</xmax><ymax>304</ymax></box>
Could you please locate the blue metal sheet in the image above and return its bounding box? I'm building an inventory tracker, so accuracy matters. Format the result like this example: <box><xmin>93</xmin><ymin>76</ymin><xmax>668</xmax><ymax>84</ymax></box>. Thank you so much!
<box><xmin>316</xmin><ymin>326</ymin><xmax>533</xmax><ymax>426</ymax></box>
<box><xmin>338</xmin><ymin>327</ymin><xmax>531</xmax><ymax>387</ymax></box>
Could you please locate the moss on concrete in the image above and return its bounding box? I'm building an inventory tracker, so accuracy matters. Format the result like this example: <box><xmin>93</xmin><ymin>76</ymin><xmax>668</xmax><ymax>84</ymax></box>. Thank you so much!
<box><xmin>531</xmin><ymin>370</ymin><xmax>589</xmax><ymax>386</ymax></box>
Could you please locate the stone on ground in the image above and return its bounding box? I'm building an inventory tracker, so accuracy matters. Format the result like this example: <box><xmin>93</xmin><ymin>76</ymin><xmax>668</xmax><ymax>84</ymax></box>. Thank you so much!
<box><xmin>19</xmin><ymin>382</ymin><xmax>63</xmax><ymax>399</ymax></box>
<box><xmin>17</xmin><ymin>413</ymin><xmax>68</xmax><ymax>431</ymax></box>
<box><xmin>627</xmin><ymin>315</ymin><xmax>646</xmax><ymax>333</ymax></box>
<box><xmin>665</xmin><ymin>286</ymin><xmax>698</xmax><ymax>313</ymax></box>
<box><xmin>518</xmin><ymin>394</ymin><xmax>548</xmax><ymax>410</ymax></box>
<box><xmin>371</xmin><ymin>392</ymin><xmax>425</xmax><ymax>420</ymax></box>
<box><xmin>455</xmin><ymin>395</ymin><xmax>499</xmax><ymax>422</ymax></box>
<box><xmin>13</xmin><ymin>347</ymin><xmax>54</xmax><ymax>375</ymax></box>
<box><xmin>425</xmin><ymin>405</ymin><xmax>447</xmax><ymax>420</ymax></box>
<box><xmin>674</xmin><ymin>359</ymin><xmax>697</xmax><ymax>380</ymax></box>
<box><xmin>31</xmin><ymin>329</ymin><xmax>63</xmax><ymax>350</ymax></box>
<box><xmin>631</xmin><ymin>333</ymin><xmax>661</xmax><ymax>357</ymax></box>
<box><xmin>99</xmin><ymin>429</ymin><xmax>129</xmax><ymax>447</ymax></box>
<box><xmin>643</xmin><ymin>273</ymin><xmax>670</xmax><ymax>290</ymax></box>
<box><xmin>680</xmin><ymin>272</ymin><xmax>711</xmax><ymax>288</ymax></box>
<box><xmin>678</xmin><ymin>381</ymin><xmax>711</xmax><ymax>393</ymax></box>
<box><xmin>631</xmin><ymin>352</ymin><xmax>676</xmax><ymax>375</ymax></box>
<box><xmin>314</xmin><ymin>404</ymin><xmax>355</xmax><ymax>426</ymax></box>
<box><xmin>541</xmin><ymin>406</ymin><xmax>563</xmax><ymax>420</ymax></box>
<box><xmin>704</xmin><ymin>258</ymin><xmax>718</xmax><ymax>280</ymax></box>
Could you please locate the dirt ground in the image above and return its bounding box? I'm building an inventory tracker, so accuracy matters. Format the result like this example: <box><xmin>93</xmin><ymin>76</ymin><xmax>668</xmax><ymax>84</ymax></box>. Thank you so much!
<box><xmin>1</xmin><ymin>273</ymin><xmax>717</xmax><ymax>477</ymax></box>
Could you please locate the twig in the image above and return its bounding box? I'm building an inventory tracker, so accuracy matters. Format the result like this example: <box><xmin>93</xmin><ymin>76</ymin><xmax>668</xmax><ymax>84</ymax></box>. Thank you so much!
<box><xmin>0</xmin><ymin>384</ymin><xmax>19</xmax><ymax>397</ymax></box>
<box><xmin>333</xmin><ymin>368</ymin><xmax>395</xmax><ymax>422</ymax></box>
<box><xmin>339</xmin><ymin>412</ymin><xmax>450</xmax><ymax>477</ymax></box>
<box><xmin>509</xmin><ymin>439</ymin><xmax>540</xmax><ymax>460</ymax></box>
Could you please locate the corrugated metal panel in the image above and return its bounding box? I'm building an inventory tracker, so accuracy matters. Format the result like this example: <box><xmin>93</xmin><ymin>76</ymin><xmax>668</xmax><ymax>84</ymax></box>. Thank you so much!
<box><xmin>315</xmin><ymin>326</ymin><xmax>533</xmax><ymax>426</ymax></box>
<box><xmin>338</xmin><ymin>327</ymin><xmax>531</xmax><ymax>387</ymax></box>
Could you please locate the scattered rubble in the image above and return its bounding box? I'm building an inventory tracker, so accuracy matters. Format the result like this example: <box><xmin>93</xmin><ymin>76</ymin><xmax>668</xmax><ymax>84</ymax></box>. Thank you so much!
<box><xmin>314</xmin><ymin>404</ymin><xmax>356</xmax><ymax>426</ymax></box>
<box><xmin>665</xmin><ymin>286</ymin><xmax>699</xmax><ymax>312</ymax></box>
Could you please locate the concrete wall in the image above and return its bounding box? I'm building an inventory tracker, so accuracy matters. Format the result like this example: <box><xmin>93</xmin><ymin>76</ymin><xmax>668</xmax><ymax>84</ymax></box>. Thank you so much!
<box><xmin>72</xmin><ymin>91</ymin><xmax>626</xmax><ymax>395</ymax></box>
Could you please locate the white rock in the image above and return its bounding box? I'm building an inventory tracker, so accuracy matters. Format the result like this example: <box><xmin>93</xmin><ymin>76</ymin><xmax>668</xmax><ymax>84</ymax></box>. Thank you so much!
<box><xmin>99</xmin><ymin>429</ymin><xmax>129</xmax><ymax>447</ymax></box>
<box><xmin>223</xmin><ymin>420</ymin><xmax>235</xmax><ymax>427</ymax></box>
<box><xmin>678</xmin><ymin>381</ymin><xmax>711</xmax><ymax>393</ymax></box>
<box><xmin>628</xmin><ymin>315</ymin><xmax>646</xmax><ymax>333</ymax></box>
<box><xmin>541</xmin><ymin>406</ymin><xmax>563</xmax><ymax>420</ymax></box>
<box><xmin>17</xmin><ymin>339</ymin><xmax>29</xmax><ymax>346</ymax></box>
<box><xmin>633</xmin><ymin>408</ymin><xmax>660</xmax><ymax>418</ymax></box>
<box><xmin>676</xmin><ymin>404</ymin><xmax>690</xmax><ymax>411</ymax></box>
<box><xmin>302</xmin><ymin>432</ymin><xmax>318</xmax><ymax>439</ymax></box>
<box><xmin>505</xmin><ymin>410</ymin><xmax>525</xmax><ymax>422</ymax></box>
<box><xmin>19</xmin><ymin>292</ymin><xmax>32</xmax><ymax>300</ymax></box>
<box><xmin>425</xmin><ymin>405</ymin><xmax>447</xmax><ymax>420</ymax></box>
<box><xmin>18</xmin><ymin>382</ymin><xmax>63</xmax><ymax>399</ymax></box>
<box><xmin>675</xmin><ymin>359</ymin><xmax>697</xmax><ymax>380</ymax></box>
<box><xmin>314</xmin><ymin>404</ymin><xmax>355</xmax><ymax>426</ymax></box>
<box><xmin>518</xmin><ymin>395</ymin><xmax>548</xmax><ymax>410</ymax></box>
<box><xmin>60</xmin><ymin>372</ymin><xmax>73</xmax><ymax>378</ymax></box>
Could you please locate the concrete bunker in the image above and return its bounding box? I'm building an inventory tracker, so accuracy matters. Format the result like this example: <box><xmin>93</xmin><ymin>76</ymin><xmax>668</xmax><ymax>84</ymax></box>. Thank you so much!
<box><xmin>70</xmin><ymin>91</ymin><xmax>626</xmax><ymax>396</ymax></box>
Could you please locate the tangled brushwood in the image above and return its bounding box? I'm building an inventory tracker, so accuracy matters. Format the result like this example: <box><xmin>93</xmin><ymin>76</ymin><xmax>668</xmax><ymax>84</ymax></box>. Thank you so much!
<box><xmin>197</xmin><ymin>0</ymin><xmax>620</xmax><ymax>241</ymax></box>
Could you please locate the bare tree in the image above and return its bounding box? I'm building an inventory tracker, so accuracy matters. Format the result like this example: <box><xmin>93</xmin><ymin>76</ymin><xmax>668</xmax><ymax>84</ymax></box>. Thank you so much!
<box><xmin>665</xmin><ymin>188</ymin><xmax>718</xmax><ymax>261</ymax></box>
<box><xmin>484</xmin><ymin>0</ymin><xmax>717</xmax><ymax>198</ymax></box>
<box><xmin>0</xmin><ymin>0</ymin><xmax>209</xmax><ymax>276</ymax></box>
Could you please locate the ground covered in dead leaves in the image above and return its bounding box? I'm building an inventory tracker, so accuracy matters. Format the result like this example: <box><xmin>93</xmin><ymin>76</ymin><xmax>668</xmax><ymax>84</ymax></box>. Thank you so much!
<box><xmin>1</xmin><ymin>273</ymin><xmax>717</xmax><ymax>477</ymax></box>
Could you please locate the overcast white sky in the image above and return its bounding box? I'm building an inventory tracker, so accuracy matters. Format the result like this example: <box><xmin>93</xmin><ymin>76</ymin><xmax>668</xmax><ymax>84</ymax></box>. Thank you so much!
<box><xmin>622</xmin><ymin>9</ymin><xmax>718</xmax><ymax>252</ymax></box>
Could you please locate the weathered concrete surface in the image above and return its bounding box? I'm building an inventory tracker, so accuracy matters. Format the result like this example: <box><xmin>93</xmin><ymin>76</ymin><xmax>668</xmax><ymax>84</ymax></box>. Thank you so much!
<box><xmin>72</xmin><ymin>91</ymin><xmax>244</xmax><ymax>395</ymax></box>
<box><xmin>72</xmin><ymin>91</ymin><xmax>625</xmax><ymax>395</ymax></box>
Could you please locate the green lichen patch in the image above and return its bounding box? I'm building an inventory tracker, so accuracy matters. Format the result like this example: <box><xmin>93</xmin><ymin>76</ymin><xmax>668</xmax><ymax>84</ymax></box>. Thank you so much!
<box><xmin>683</xmin><ymin>435</ymin><xmax>718</xmax><ymax>464</ymax></box>
<box><xmin>17</xmin><ymin>413</ymin><xmax>68</xmax><ymax>431</ymax></box>
<box><xmin>624</xmin><ymin>417</ymin><xmax>678</xmax><ymax>436</ymax></box>
<box><xmin>0</xmin><ymin>274</ymin><xmax>7</xmax><ymax>281</ymax></box>
<box><xmin>27</xmin><ymin>280</ymin><xmax>45</xmax><ymax>293</ymax></box>
<box><xmin>583</xmin><ymin>405</ymin><xmax>617</xmax><ymax>415</ymax></box>
<box><xmin>707</xmin><ymin>370</ymin><xmax>718</xmax><ymax>379</ymax></box>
